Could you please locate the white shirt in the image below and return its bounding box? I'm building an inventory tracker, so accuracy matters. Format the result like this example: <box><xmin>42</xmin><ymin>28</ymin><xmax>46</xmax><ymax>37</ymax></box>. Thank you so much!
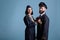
<box><xmin>40</xmin><ymin>12</ymin><xmax>45</xmax><ymax>16</ymax></box>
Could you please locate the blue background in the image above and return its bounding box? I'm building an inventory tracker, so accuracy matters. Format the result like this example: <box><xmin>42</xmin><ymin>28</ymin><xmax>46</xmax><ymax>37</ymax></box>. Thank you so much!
<box><xmin>0</xmin><ymin>0</ymin><xmax>60</xmax><ymax>40</ymax></box>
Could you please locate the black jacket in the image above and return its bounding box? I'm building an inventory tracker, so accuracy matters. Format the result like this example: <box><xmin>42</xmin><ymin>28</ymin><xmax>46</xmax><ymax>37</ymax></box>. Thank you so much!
<box><xmin>37</xmin><ymin>14</ymin><xmax>49</xmax><ymax>40</ymax></box>
<box><xmin>23</xmin><ymin>15</ymin><xmax>35</xmax><ymax>40</ymax></box>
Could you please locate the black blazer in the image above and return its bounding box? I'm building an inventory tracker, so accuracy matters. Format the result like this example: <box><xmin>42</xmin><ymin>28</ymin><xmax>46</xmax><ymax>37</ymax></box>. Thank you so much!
<box><xmin>37</xmin><ymin>14</ymin><xmax>49</xmax><ymax>40</ymax></box>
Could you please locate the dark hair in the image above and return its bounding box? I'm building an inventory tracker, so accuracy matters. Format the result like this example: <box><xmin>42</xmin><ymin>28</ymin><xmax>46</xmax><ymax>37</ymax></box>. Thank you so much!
<box><xmin>39</xmin><ymin>2</ymin><xmax>47</xmax><ymax>9</ymax></box>
<box><xmin>25</xmin><ymin>5</ymin><xmax>33</xmax><ymax>15</ymax></box>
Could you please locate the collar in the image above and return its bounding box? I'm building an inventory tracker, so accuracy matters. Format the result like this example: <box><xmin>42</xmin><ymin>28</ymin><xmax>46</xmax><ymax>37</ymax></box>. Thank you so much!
<box><xmin>40</xmin><ymin>12</ymin><xmax>45</xmax><ymax>16</ymax></box>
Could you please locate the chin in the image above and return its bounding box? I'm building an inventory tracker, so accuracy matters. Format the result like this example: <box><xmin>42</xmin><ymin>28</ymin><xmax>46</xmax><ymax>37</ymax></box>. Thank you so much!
<box><xmin>40</xmin><ymin>11</ymin><xmax>44</xmax><ymax>13</ymax></box>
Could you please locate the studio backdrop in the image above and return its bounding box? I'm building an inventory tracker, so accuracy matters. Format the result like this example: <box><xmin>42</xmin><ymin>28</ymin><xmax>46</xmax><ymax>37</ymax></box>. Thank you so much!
<box><xmin>0</xmin><ymin>0</ymin><xmax>60</xmax><ymax>40</ymax></box>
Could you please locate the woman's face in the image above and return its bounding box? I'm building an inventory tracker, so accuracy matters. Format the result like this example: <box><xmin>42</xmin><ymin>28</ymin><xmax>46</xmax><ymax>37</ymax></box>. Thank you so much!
<box><xmin>27</xmin><ymin>8</ymin><xmax>32</xmax><ymax>14</ymax></box>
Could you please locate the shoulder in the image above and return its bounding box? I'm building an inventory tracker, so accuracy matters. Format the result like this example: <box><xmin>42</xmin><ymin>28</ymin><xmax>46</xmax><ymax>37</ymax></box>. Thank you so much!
<box><xmin>24</xmin><ymin>16</ymin><xmax>26</xmax><ymax>19</ymax></box>
<box><xmin>23</xmin><ymin>16</ymin><xmax>27</xmax><ymax>21</ymax></box>
<box><xmin>44</xmin><ymin>14</ymin><xmax>49</xmax><ymax>21</ymax></box>
<box><xmin>23</xmin><ymin>15</ymin><xmax>29</xmax><ymax>20</ymax></box>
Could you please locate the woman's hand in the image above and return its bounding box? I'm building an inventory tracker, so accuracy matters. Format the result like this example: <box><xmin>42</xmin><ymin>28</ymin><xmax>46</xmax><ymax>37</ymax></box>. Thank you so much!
<box><xmin>37</xmin><ymin>19</ymin><xmax>42</xmax><ymax>24</ymax></box>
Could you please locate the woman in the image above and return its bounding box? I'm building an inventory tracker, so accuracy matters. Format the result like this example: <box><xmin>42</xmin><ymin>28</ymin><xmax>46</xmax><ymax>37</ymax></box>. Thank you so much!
<box><xmin>23</xmin><ymin>5</ymin><xmax>35</xmax><ymax>40</ymax></box>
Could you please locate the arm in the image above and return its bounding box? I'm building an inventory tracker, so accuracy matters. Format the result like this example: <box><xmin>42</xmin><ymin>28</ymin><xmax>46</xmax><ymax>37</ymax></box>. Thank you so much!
<box><xmin>24</xmin><ymin>16</ymin><xmax>35</xmax><ymax>27</ymax></box>
<box><xmin>42</xmin><ymin>17</ymin><xmax>49</xmax><ymax>39</ymax></box>
<box><xmin>36</xmin><ymin>17</ymin><xmax>42</xmax><ymax>24</ymax></box>
<box><xmin>43</xmin><ymin>17</ymin><xmax>49</xmax><ymax>35</ymax></box>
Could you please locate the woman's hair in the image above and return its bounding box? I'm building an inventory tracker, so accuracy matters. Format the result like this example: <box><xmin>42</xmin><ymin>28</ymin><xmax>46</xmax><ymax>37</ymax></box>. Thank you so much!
<box><xmin>25</xmin><ymin>5</ymin><xmax>33</xmax><ymax>15</ymax></box>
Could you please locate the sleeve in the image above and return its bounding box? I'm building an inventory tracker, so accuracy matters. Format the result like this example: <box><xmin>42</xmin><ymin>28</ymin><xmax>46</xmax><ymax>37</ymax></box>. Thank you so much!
<box><xmin>44</xmin><ymin>16</ymin><xmax>49</xmax><ymax>34</ymax></box>
<box><xmin>24</xmin><ymin>16</ymin><xmax>35</xmax><ymax>27</ymax></box>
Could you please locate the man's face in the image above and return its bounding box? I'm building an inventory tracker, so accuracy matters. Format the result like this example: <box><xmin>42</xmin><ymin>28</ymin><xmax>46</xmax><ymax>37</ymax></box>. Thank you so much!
<box><xmin>39</xmin><ymin>6</ymin><xmax>46</xmax><ymax>14</ymax></box>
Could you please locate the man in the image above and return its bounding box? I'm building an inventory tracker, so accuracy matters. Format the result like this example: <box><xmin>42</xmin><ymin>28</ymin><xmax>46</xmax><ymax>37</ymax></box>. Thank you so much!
<box><xmin>36</xmin><ymin>2</ymin><xmax>49</xmax><ymax>40</ymax></box>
